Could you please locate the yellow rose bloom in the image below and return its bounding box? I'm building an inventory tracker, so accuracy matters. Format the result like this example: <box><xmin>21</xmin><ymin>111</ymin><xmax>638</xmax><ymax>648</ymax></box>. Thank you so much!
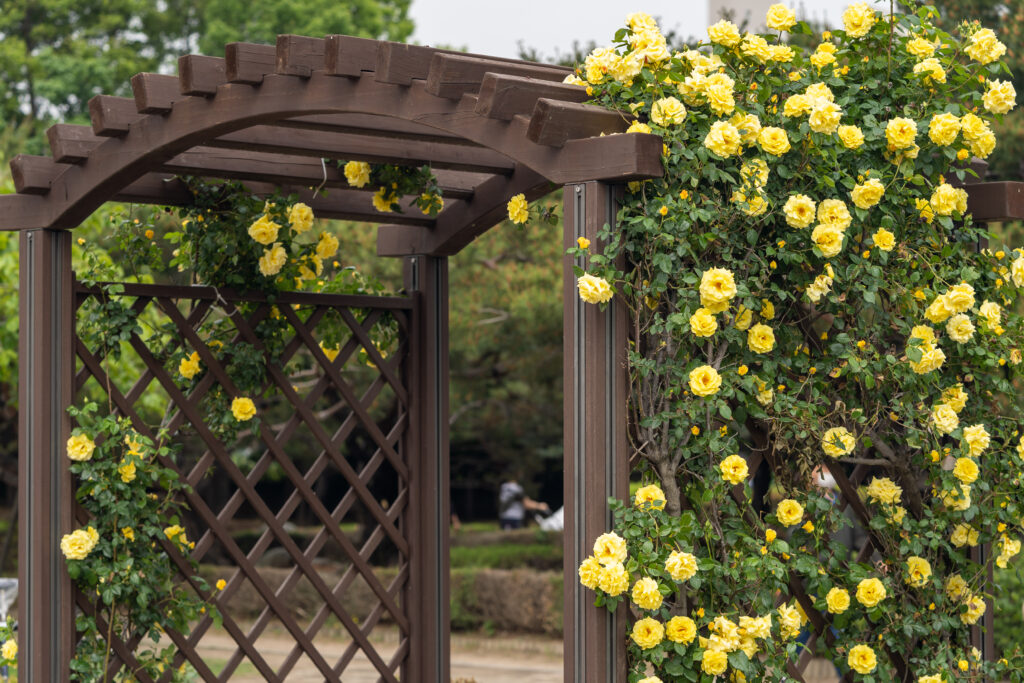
<box><xmin>258</xmin><ymin>243</ymin><xmax>287</xmax><ymax>277</ymax></box>
<box><xmin>758</xmin><ymin>126</ymin><xmax>790</xmax><ymax>155</ymax></box>
<box><xmin>848</xmin><ymin>644</ymin><xmax>877</xmax><ymax>674</ymax></box>
<box><xmin>945</xmin><ymin>314</ymin><xmax>975</xmax><ymax>343</ymax></box>
<box><xmin>247</xmin><ymin>214</ymin><xmax>281</xmax><ymax>245</ymax></box>
<box><xmin>766</xmin><ymin>3</ymin><xmax>796</xmax><ymax>30</ymax></box>
<box><xmin>930</xmin><ymin>183</ymin><xmax>968</xmax><ymax>216</ymax></box>
<box><xmin>507</xmin><ymin>193</ymin><xmax>529</xmax><ymax>224</ymax></box>
<box><xmin>665</xmin><ymin>550</ymin><xmax>698</xmax><ymax>581</ymax></box>
<box><xmin>783</xmin><ymin>194</ymin><xmax>816</xmax><ymax>228</ymax></box>
<box><xmin>929</xmin><ymin>113</ymin><xmax>961</xmax><ymax>146</ymax></box>
<box><xmin>951</xmin><ymin>523</ymin><xmax>980</xmax><ymax>548</ymax></box>
<box><xmin>593</xmin><ymin>531</ymin><xmax>627</xmax><ymax>565</ymax></box>
<box><xmin>577</xmin><ymin>274</ymin><xmax>614</xmax><ymax>305</ymax></box>
<box><xmin>997</xmin><ymin>536</ymin><xmax>1021</xmax><ymax>569</ymax></box>
<box><xmin>734</xmin><ymin>306</ymin><xmax>753</xmax><ymax>331</ymax></box>
<box><xmin>842</xmin><ymin>2</ymin><xmax>876</xmax><ymax>37</ymax></box>
<box><xmin>851</xmin><ymin>178</ymin><xmax>885</xmax><ymax>209</ymax></box>
<box><xmin>61</xmin><ymin>526</ymin><xmax>99</xmax><ymax>560</ymax></box>
<box><xmin>666</xmin><ymin>616</ymin><xmax>697</xmax><ymax>644</ymax></box>
<box><xmin>811</xmin><ymin>223</ymin><xmax>845</xmax><ymax>258</ymax></box>
<box><xmin>627</xmin><ymin>120</ymin><xmax>652</xmax><ymax>134</ymax></box>
<box><xmin>822</xmin><ymin>426</ymin><xmax>855</xmax><ymax>457</ymax></box>
<box><xmin>699</xmin><ymin>268</ymin><xmax>737</xmax><ymax>312</ymax></box>
<box><xmin>906</xmin><ymin>556</ymin><xmax>932</xmax><ymax>587</ymax></box>
<box><xmin>343</xmin><ymin>160</ymin><xmax>371</xmax><ymax>188</ymax></box>
<box><xmin>979</xmin><ymin>300</ymin><xmax>1002</xmax><ymax>328</ymax></box>
<box><xmin>708</xmin><ymin>19</ymin><xmax>741</xmax><ymax>47</ymax></box>
<box><xmin>118</xmin><ymin>459</ymin><xmax>136</xmax><ymax>484</ymax></box>
<box><xmin>886</xmin><ymin>117</ymin><xmax>918</xmax><ymax>149</ymax></box>
<box><xmin>578</xmin><ymin>555</ymin><xmax>603</xmax><ymax>589</ymax></box>
<box><xmin>808</xmin><ymin>101</ymin><xmax>842</xmax><ymax>134</ymax></box>
<box><xmin>760</xmin><ymin>299</ymin><xmax>775</xmax><ymax>320</ymax></box>
<box><xmin>216</xmin><ymin>578</ymin><xmax>227</xmax><ymax>591</ymax></box>
<box><xmin>121</xmin><ymin>526</ymin><xmax>135</xmax><ymax>541</ymax></box>
<box><xmin>704</xmin><ymin>73</ymin><xmax>737</xmax><ymax>116</ymax></box>
<box><xmin>689</xmin><ymin>365</ymin><xmax>722</xmax><ymax>397</ymax></box>
<box><xmin>966</xmin><ymin>28</ymin><xmax>1006</xmax><ymax>65</ymax></box>
<box><xmin>720</xmin><ymin>454</ymin><xmax>749</xmax><ymax>485</ymax></box>
<box><xmin>690</xmin><ymin>307</ymin><xmax>718</xmax><ymax>337</ymax></box>
<box><xmin>777</xmin><ymin>499</ymin><xmax>804</xmax><ymax>526</ymax></box>
<box><xmin>931</xmin><ymin>403</ymin><xmax>959</xmax><ymax>434</ymax></box>
<box><xmin>634</xmin><ymin>484</ymin><xmax>667</xmax><ymax>510</ymax></box>
<box><xmin>287</xmin><ymin>203</ymin><xmax>314</xmax><ymax>234</ymax></box>
<box><xmin>963</xmin><ymin>424</ymin><xmax>990</xmax><ymax>457</ymax></box>
<box><xmin>731</xmin><ymin>114</ymin><xmax>762</xmax><ymax>146</ymax></box>
<box><xmin>825</xmin><ymin>587</ymin><xmax>850</xmax><ymax>614</ymax></box>
<box><xmin>872</xmin><ymin>228</ymin><xmax>895</xmax><ymax>251</ymax></box>
<box><xmin>704</xmin><ymin>120</ymin><xmax>742</xmax><ymax>158</ymax></box>
<box><xmin>631</xmin><ymin>617</ymin><xmax>664</xmax><ymax>649</ymax></box>
<box><xmin>316</xmin><ymin>232</ymin><xmax>339</xmax><ymax>260</ymax></box>
<box><xmin>598</xmin><ymin>560</ymin><xmax>630</xmax><ymax>595</ymax></box>
<box><xmin>747</xmin><ymin>324</ymin><xmax>775</xmax><ymax>354</ymax></box>
<box><xmin>179</xmin><ymin>350</ymin><xmax>201</xmax><ymax>379</ymax></box>
<box><xmin>913</xmin><ymin>57</ymin><xmax>946</xmax><ymax>84</ymax></box>
<box><xmin>651</xmin><ymin>96</ymin><xmax>687</xmax><ymax>126</ymax></box>
<box><xmin>817</xmin><ymin>198</ymin><xmax>852</xmax><ymax>229</ymax></box>
<box><xmin>961</xmin><ymin>593</ymin><xmax>986</xmax><ymax>625</ymax></box>
<box><xmin>943</xmin><ymin>485</ymin><xmax>972</xmax><ymax>511</ymax></box>
<box><xmin>631</xmin><ymin>577</ymin><xmax>663</xmax><ymax>610</ymax></box>
<box><xmin>1</xmin><ymin>640</ymin><xmax>17</xmax><ymax>661</ymax></box>
<box><xmin>230</xmin><ymin>396</ymin><xmax>256</xmax><ymax>422</ymax></box>
<box><xmin>906</xmin><ymin>36</ymin><xmax>936</xmax><ymax>59</ymax></box>
<box><xmin>783</xmin><ymin>93</ymin><xmax>811</xmax><ymax>117</ymax></box>
<box><xmin>865</xmin><ymin>477</ymin><xmax>902</xmax><ymax>506</ymax></box>
<box><xmin>946</xmin><ymin>574</ymin><xmax>969</xmax><ymax>601</ymax></box>
<box><xmin>810</xmin><ymin>43</ymin><xmax>837</xmax><ymax>69</ymax></box>
<box><xmin>777</xmin><ymin>603</ymin><xmax>801</xmax><ymax>638</ymax></box>
<box><xmin>856</xmin><ymin>578</ymin><xmax>887</xmax><ymax>607</ymax></box>
<box><xmin>1011</xmin><ymin>254</ymin><xmax>1024</xmax><ymax>287</ymax></box>
<box><xmin>838</xmin><ymin>124</ymin><xmax>865</xmax><ymax>149</ymax></box>
<box><xmin>67</xmin><ymin>433</ymin><xmax>96</xmax><ymax>462</ymax></box>
<box><xmin>983</xmin><ymin>79</ymin><xmax>1017</xmax><ymax>115</ymax></box>
<box><xmin>701</xmin><ymin>649</ymin><xmax>729</xmax><ymax>675</ymax></box>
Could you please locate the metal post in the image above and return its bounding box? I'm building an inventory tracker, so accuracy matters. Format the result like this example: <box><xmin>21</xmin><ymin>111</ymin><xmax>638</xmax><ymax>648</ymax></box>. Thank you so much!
<box><xmin>562</xmin><ymin>182</ymin><xmax>629</xmax><ymax>683</ymax></box>
<box><xmin>18</xmin><ymin>229</ymin><xmax>74</xmax><ymax>683</ymax></box>
<box><xmin>403</xmin><ymin>255</ymin><xmax>451</xmax><ymax>683</ymax></box>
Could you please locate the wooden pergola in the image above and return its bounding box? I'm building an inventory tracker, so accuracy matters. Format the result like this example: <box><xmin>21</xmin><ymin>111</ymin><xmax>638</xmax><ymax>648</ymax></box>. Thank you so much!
<box><xmin>3</xmin><ymin>32</ymin><xmax>1024</xmax><ymax>683</ymax></box>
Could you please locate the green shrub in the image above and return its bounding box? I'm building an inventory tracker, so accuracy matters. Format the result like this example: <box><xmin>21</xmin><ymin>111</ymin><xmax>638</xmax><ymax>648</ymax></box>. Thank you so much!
<box><xmin>450</xmin><ymin>543</ymin><xmax>562</xmax><ymax>571</ymax></box>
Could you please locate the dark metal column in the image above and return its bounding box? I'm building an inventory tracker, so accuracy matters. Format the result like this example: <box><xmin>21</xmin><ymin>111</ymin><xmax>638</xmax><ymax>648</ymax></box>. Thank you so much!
<box><xmin>403</xmin><ymin>255</ymin><xmax>451</xmax><ymax>683</ymax></box>
<box><xmin>18</xmin><ymin>229</ymin><xmax>74</xmax><ymax>683</ymax></box>
<box><xmin>562</xmin><ymin>182</ymin><xmax>629</xmax><ymax>683</ymax></box>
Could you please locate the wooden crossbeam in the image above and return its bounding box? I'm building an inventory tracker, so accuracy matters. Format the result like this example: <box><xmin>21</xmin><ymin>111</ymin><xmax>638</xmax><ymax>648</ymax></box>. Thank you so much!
<box><xmin>324</xmin><ymin>35</ymin><xmax>380</xmax><ymax>76</ymax></box>
<box><xmin>276</xmin><ymin>35</ymin><xmax>325</xmax><ymax>77</ymax></box>
<box><xmin>131</xmin><ymin>73</ymin><xmax>186</xmax><ymax>113</ymax></box>
<box><xmin>425</xmin><ymin>53</ymin><xmax>570</xmax><ymax>100</ymax></box>
<box><xmin>178</xmin><ymin>55</ymin><xmax>226</xmax><ymax>96</ymax></box>
<box><xmin>225</xmin><ymin>42</ymin><xmax>276</xmax><ymax>84</ymax></box>
<box><xmin>375</xmin><ymin>41</ymin><xmax>571</xmax><ymax>86</ymax></box>
<box><xmin>527</xmin><ymin>99</ymin><xmax>632</xmax><ymax>147</ymax></box>
<box><xmin>46</xmin><ymin>124</ymin><xmax>99</xmax><ymax>163</ymax></box>
<box><xmin>10</xmin><ymin>155</ymin><xmax>65</xmax><ymax>194</ymax></box>
<box><xmin>475</xmin><ymin>73</ymin><xmax>588</xmax><ymax>120</ymax></box>
<box><xmin>88</xmin><ymin>95</ymin><xmax>142</xmax><ymax>136</ymax></box>
<box><xmin>278</xmin><ymin>112</ymin><xmax>478</xmax><ymax>145</ymax></box>
<box><xmin>967</xmin><ymin>181</ymin><xmax>1024</xmax><ymax>221</ymax></box>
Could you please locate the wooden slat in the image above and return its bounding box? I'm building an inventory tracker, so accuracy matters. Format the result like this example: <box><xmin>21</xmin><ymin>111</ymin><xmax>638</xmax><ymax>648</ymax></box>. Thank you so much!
<box><xmin>426</xmin><ymin>53</ymin><xmax>569</xmax><ymax>100</ymax></box>
<box><xmin>88</xmin><ymin>95</ymin><xmax>142</xmax><ymax>136</ymax></box>
<box><xmin>10</xmin><ymin>155</ymin><xmax>66</xmax><ymax>195</ymax></box>
<box><xmin>276</xmin><ymin>35</ymin><xmax>325</xmax><ymax>77</ymax></box>
<box><xmin>225</xmin><ymin>42</ymin><xmax>277</xmax><ymax>84</ymax></box>
<box><xmin>46</xmin><ymin>124</ymin><xmax>101</xmax><ymax>163</ymax></box>
<box><xmin>0</xmin><ymin>193</ymin><xmax>50</xmax><ymax>230</ymax></box>
<box><xmin>178</xmin><ymin>54</ymin><xmax>226</xmax><ymax>96</ymax></box>
<box><xmin>967</xmin><ymin>181</ymin><xmax>1024</xmax><ymax>221</ymax></box>
<box><xmin>131</xmin><ymin>73</ymin><xmax>186</xmax><ymax>113</ymax></box>
<box><xmin>280</xmin><ymin>112</ymin><xmax>477</xmax><ymax>145</ymax></box>
<box><xmin>375</xmin><ymin>41</ymin><xmax>570</xmax><ymax>86</ymax></box>
<box><xmin>527</xmin><ymin>99</ymin><xmax>631</xmax><ymax>148</ymax></box>
<box><xmin>324</xmin><ymin>35</ymin><xmax>380</xmax><ymax>76</ymax></box>
<box><xmin>475</xmin><ymin>72</ymin><xmax>587</xmax><ymax>120</ymax></box>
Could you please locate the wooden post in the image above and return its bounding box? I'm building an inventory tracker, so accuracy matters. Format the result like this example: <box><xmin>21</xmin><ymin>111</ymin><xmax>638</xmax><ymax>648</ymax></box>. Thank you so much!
<box><xmin>403</xmin><ymin>255</ymin><xmax>451</xmax><ymax>683</ymax></box>
<box><xmin>562</xmin><ymin>181</ymin><xmax>629</xmax><ymax>683</ymax></box>
<box><xmin>18</xmin><ymin>229</ymin><xmax>74</xmax><ymax>683</ymax></box>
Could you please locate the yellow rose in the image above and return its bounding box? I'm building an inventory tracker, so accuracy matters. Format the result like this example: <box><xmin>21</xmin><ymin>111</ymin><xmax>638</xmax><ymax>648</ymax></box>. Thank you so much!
<box><xmin>343</xmin><ymin>160</ymin><xmax>371</xmax><ymax>188</ymax></box>
<box><xmin>928</xmin><ymin>113</ymin><xmax>961</xmax><ymax>146</ymax></box>
<box><xmin>866</xmin><ymin>476</ymin><xmax>902</xmax><ymax>505</ymax></box>
<box><xmin>777</xmin><ymin>499</ymin><xmax>803</xmax><ymax>526</ymax></box>
<box><xmin>766</xmin><ymin>3</ymin><xmax>796</xmax><ymax>30</ymax></box>
<box><xmin>708</xmin><ymin>19</ymin><xmax>741</xmax><ymax>47</ymax></box>
<box><xmin>627</xmin><ymin>120</ymin><xmax>652</xmax><ymax>134</ymax></box>
<box><xmin>287</xmin><ymin>202</ymin><xmax>314</xmax><ymax>234</ymax></box>
<box><xmin>740</xmin><ymin>158</ymin><xmax>769</xmax><ymax>187</ymax></box>
<box><xmin>963</xmin><ymin>424</ymin><xmax>990</xmax><ymax>457</ymax></box>
<box><xmin>946</xmin><ymin>314</ymin><xmax>975</xmax><ymax>343</ymax></box>
<box><xmin>704</xmin><ymin>120</ymin><xmax>742</xmax><ymax>158</ymax></box>
<box><xmin>593</xmin><ymin>531</ymin><xmax>627</xmax><ymax>565</ymax></box>
<box><xmin>961</xmin><ymin>594</ymin><xmax>986</xmax><ymax>624</ymax></box>
<box><xmin>731</xmin><ymin>114</ymin><xmax>762</xmax><ymax>146</ymax></box>
<box><xmin>577</xmin><ymin>274</ymin><xmax>613</xmax><ymax>304</ymax></box>
<box><xmin>118</xmin><ymin>459</ymin><xmax>136</xmax><ymax>484</ymax></box>
<box><xmin>634</xmin><ymin>484</ymin><xmax>667</xmax><ymax>510</ymax></box>
<box><xmin>699</xmin><ymin>268</ymin><xmax>737</xmax><ymax>312</ymax></box>
<box><xmin>810</xmin><ymin>43</ymin><xmax>837</xmax><ymax>69</ymax></box>
<box><xmin>1011</xmin><ymin>255</ymin><xmax>1024</xmax><ymax>287</ymax></box>
<box><xmin>179</xmin><ymin>351</ymin><xmax>201</xmax><ymax>379</ymax></box>
<box><xmin>951</xmin><ymin>523</ymin><xmax>979</xmax><ymax>548</ymax></box>
<box><xmin>855</xmin><ymin>577</ymin><xmax>887</xmax><ymax>607</ymax></box>
<box><xmin>979</xmin><ymin>300</ymin><xmax>1002</xmax><ymax>328</ymax></box>
<box><xmin>631</xmin><ymin>617</ymin><xmax>664</xmax><ymax>650</ymax></box>
<box><xmin>1</xmin><ymin>640</ymin><xmax>17</xmax><ymax>661</ymax></box>
<box><xmin>983</xmin><ymin>79</ymin><xmax>1017</xmax><ymax>115</ymax></box>
<box><xmin>872</xmin><ymin>228</ymin><xmax>895</xmax><ymax>251</ymax></box>
<box><xmin>913</xmin><ymin>57</ymin><xmax>946</xmax><ymax>84</ymax></box>
<box><xmin>747</xmin><ymin>323</ymin><xmax>775</xmax><ymax>354</ymax></box>
<box><xmin>666</xmin><ymin>616</ymin><xmax>697</xmax><ymax>644</ymax></box>
<box><xmin>720</xmin><ymin>454</ymin><xmax>749</xmax><ymax>485</ymax></box>
<box><xmin>997</xmin><ymin>536</ymin><xmax>1022</xmax><ymax>569</ymax></box>
<box><xmin>783</xmin><ymin>194</ymin><xmax>816</xmax><ymax>228</ymax></box>
<box><xmin>689</xmin><ymin>365</ymin><xmax>722</xmax><ymax>397</ymax></box>
<box><xmin>837</xmin><ymin>124</ymin><xmax>864</xmax><ymax>149</ymax></box>
<box><xmin>121</xmin><ymin>526</ymin><xmax>135</xmax><ymax>541</ymax></box>
<box><xmin>924</xmin><ymin>295</ymin><xmax>952</xmax><ymax>324</ymax></box>
<box><xmin>651</xmin><ymin>96</ymin><xmax>687</xmax><ymax>126</ymax></box>
<box><xmin>701</xmin><ymin>649</ymin><xmax>729</xmax><ymax>675</ymax></box>
<box><xmin>61</xmin><ymin>526</ymin><xmax>99</xmax><ymax>560</ymax></box>
<box><xmin>507</xmin><ymin>193</ymin><xmax>529</xmax><ymax>224</ymax></box>
<box><xmin>931</xmin><ymin>403</ymin><xmax>959</xmax><ymax>434</ymax></box>
<box><xmin>315</xmin><ymin>232</ymin><xmax>339</xmax><ymax>260</ymax></box>
<box><xmin>906</xmin><ymin>36</ymin><xmax>936</xmax><ymax>59</ymax></box>
<box><xmin>665</xmin><ymin>550</ymin><xmax>698</xmax><ymax>581</ymax></box>
<box><xmin>690</xmin><ymin>307</ymin><xmax>718</xmax><ymax>337</ymax></box>
<box><xmin>817</xmin><ymin>198</ymin><xmax>851</xmax><ymax>229</ymax></box>
<box><xmin>759</xmin><ymin>299</ymin><xmax>775</xmax><ymax>320</ymax></box>
<box><xmin>822</xmin><ymin>426</ymin><xmax>855</xmax><ymax>457</ymax></box>
<box><xmin>777</xmin><ymin>603</ymin><xmax>801</xmax><ymax>639</ymax></box>
<box><xmin>842</xmin><ymin>2</ymin><xmax>876</xmax><ymax>37</ymax></box>
<box><xmin>966</xmin><ymin>28</ymin><xmax>1006</xmax><ymax>64</ymax></box>
<box><xmin>929</xmin><ymin>183</ymin><xmax>967</xmax><ymax>216</ymax></box>
<box><xmin>919</xmin><ymin>675</ymin><xmax>942</xmax><ymax>683</ymax></box>
<box><xmin>851</xmin><ymin>179</ymin><xmax>885</xmax><ymax>210</ymax></box>
<box><xmin>783</xmin><ymin>93</ymin><xmax>811</xmax><ymax>117</ymax></box>
<box><xmin>734</xmin><ymin>306</ymin><xmax>753</xmax><ymax>331</ymax></box>
<box><xmin>67</xmin><ymin>433</ymin><xmax>96</xmax><ymax>462</ymax></box>
<box><xmin>808</xmin><ymin>101</ymin><xmax>842</xmax><ymax>134</ymax></box>
<box><xmin>825</xmin><ymin>587</ymin><xmax>850</xmax><ymax>614</ymax></box>
<box><xmin>943</xmin><ymin>484</ymin><xmax>972</xmax><ymax>511</ymax></box>
<box><xmin>886</xmin><ymin>117</ymin><xmax>918</xmax><ymax>149</ymax></box>
<box><xmin>258</xmin><ymin>243</ymin><xmax>287</xmax><ymax>277</ymax></box>
<box><xmin>247</xmin><ymin>214</ymin><xmax>281</xmax><ymax>245</ymax></box>
<box><xmin>811</xmin><ymin>223</ymin><xmax>845</xmax><ymax>258</ymax></box>
<box><xmin>631</xmin><ymin>577</ymin><xmax>663</xmax><ymax>610</ymax></box>
<box><xmin>231</xmin><ymin>396</ymin><xmax>256</xmax><ymax>421</ymax></box>
<box><xmin>942</xmin><ymin>384</ymin><xmax>968</xmax><ymax>413</ymax></box>
<box><xmin>905</xmin><ymin>556</ymin><xmax>932</xmax><ymax>587</ymax></box>
<box><xmin>704</xmin><ymin>73</ymin><xmax>737</xmax><ymax>116</ymax></box>
<box><xmin>848</xmin><ymin>644</ymin><xmax>877</xmax><ymax>674</ymax></box>
<box><xmin>758</xmin><ymin>126</ymin><xmax>790</xmax><ymax>156</ymax></box>
<box><xmin>598</xmin><ymin>560</ymin><xmax>630</xmax><ymax>595</ymax></box>
<box><xmin>946</xmin><ymin>574</ymin><xmax>969</xmax><ymax>601</ymax></box>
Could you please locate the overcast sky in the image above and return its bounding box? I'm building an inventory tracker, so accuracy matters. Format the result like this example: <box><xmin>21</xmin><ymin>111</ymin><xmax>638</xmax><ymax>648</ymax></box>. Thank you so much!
<box><xmin>408</xmin><ymin>0</ymin><xmax>886</xmax><ymax>60</ymax></box>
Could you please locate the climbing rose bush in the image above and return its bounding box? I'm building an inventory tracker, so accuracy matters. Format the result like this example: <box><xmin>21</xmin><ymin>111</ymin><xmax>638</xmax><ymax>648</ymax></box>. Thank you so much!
<box><xmin>569</xmin><ymin>2</ymin><xmax>1023</xmax><ymax>681</ymax></box>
